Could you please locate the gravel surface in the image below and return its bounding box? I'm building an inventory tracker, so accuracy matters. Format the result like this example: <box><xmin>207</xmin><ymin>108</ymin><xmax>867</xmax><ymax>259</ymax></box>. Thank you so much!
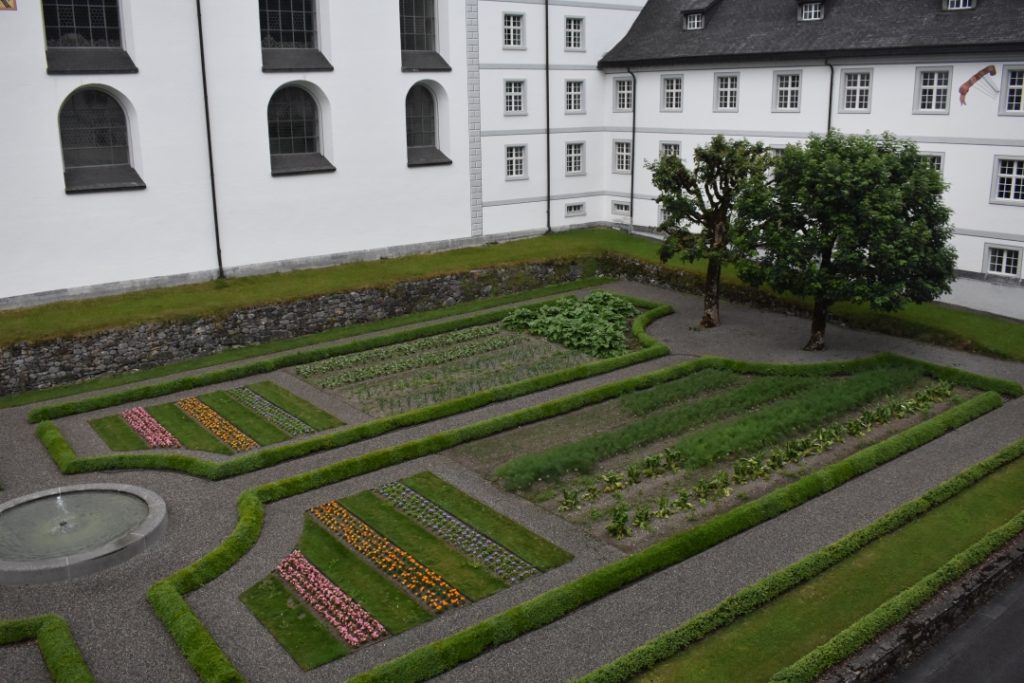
<box><xmin>1</xmin><ymin>281</ymin><xmax>1021</xmax><ymax>683</ymax></box>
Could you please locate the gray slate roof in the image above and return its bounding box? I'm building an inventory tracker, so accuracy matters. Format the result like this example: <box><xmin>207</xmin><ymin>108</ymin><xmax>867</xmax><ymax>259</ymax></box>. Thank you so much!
<box><xmin>600</xmin><ymin>0</ymin><xmax>1024</xmax><ymax>69</ymax></box>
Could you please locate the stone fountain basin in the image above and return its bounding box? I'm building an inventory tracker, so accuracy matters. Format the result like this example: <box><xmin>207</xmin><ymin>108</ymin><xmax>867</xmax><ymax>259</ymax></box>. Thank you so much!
<box><xmin>0</xmin><ymin>484</ymin><xmax>167</xmax><ymax>585</ymax></box>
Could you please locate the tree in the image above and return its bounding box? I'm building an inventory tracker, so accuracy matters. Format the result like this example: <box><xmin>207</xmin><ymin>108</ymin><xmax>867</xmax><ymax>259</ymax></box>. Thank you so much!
<box><xmin>734</xmin><ymin>131</ymin><xmax>956</xmax><ymax>351</ymax></box>
<box><xmin>647</xmin><ymin>135</ymin><xmax>770</xmax><ymax>328</ymax></box>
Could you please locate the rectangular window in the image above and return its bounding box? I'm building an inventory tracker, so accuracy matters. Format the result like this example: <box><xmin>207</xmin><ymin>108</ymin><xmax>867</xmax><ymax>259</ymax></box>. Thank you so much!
<box><xmin>506</xmin><ymin>145</ymin><xmax>526</xmax><ymax>179</ymax></box>
<box><xmin>920</xmin><ymin>153</ymin><xmax>944</xmax><ymax>175</ymax></box>
<box><xmin>565</xmin><ymin>80</ymin><xmax>584</xmax><ymax>113</ymax></box>
<box><xmin>564</xmin><ymin>17</ymin><xmax>584</xmax><ymax>50</ymax></box>
<box><xmin>400</xmin><ymin>0</ymin><xmax>436</xmax><ymax>52</ymax></box>
<box><xmin>715</xmin><ymin>73</ymin><xmax>739</xmax><ymax>112</ymax></box>
<box><xmin>43</xmin><ymin>0</ymin><xmax>122</xmax><ymax>48</ymax></box>
<box><xmin>260</xmin><ymin>0</ymin><xmax>318</xmax><ymax>49</ymax></box>
<box><xmin>612</xmin><ymin>200</ymin><xmax>632</xmax><ymax>216</ymax></box>
<box><xmin>799</xmin><ymin>2</ymin><xmax>824</xmax><ymax>20</ymax></box>
<box><xmin>565</xmin><ymin>142</ymin><xmax>585</xmax><ymax>176</ymax></box>
<box><xmin>565</xmin><ymin>202</ymin><xmax>586</xmax><ymax>217</ymax></box>
<box><xmin>946</xmin><ymin>0</ymin><xmax>975</xmax><ymax>9</ymax></box>
<box><xmin>988</xmin><ymin>247</ymin><xmax>1021</xmax><ymax>276</ymax></box>
<box><xmin>660</xmin><ymin>142</ymin><xmax>681</xmax><ymax>158</ymax></box>
<box><xmin>994</xmin><ymin>158</ymin><xmax>1024</xmax><ymax>203</ymax></box>
<box><xmin>504</xmin><ymin>80</ymin><xmax>525</xmax><ymax>115</ymax></box>
<box><xmin>841</xmin><ymin>70</ymin><xmax>872</xmax><ymax>112</ymax></box>
<box><xmin>685</xmin><ymin>13</ymin><xmax>704</xmax><ymax>30</ymax></box>
<box><xmin>614</xmin><ymin>141</ymin><xmax>632</xmax><ymax>173</ymax></box>
<box><xmin>774</xmin><ymin>72</ymin><xmax>801</xmax><ymax>112</ymax></box>
<box><xmin>503</xmin><ymin>13</ymin><xmax>524</xmax><ymax>48</ymax></box>
<box><xmin>662</xmin><ymin>76</ymin><xmax>683</xmax><ymax>112</ymax></box>
<box><xmin>615</xmin><ymin>78</ymin><xmax>633</xmax><ymax>112</ymax></box>
<box><xmin>1002</xmin><ymin>68</ymin><xmax>1024</xmax><ymax>114</ymax></box>
<box><xmin>916</xmin><ymin>69</ymin><xmax>951</xmax><ymax>113</ymax></box>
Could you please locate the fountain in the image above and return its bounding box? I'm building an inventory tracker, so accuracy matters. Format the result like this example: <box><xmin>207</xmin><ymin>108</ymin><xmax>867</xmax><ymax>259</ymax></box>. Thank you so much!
<box><xmin>0</xmin><ymin>484</ymin><xmax>167</xmax><ymax>585</ymax></box>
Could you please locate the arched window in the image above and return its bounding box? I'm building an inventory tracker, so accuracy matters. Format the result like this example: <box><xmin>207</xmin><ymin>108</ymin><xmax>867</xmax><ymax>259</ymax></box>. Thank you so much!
<box><xmin>398</xmin><ymin>0</ymin><xmax>450</xmax><ymax>71</ymax></box>
<box><xmin>258</xmin><ymin>0</ymin><xmax>332</xmax><ymax>72</ymax></box>
<box><xmin>42</xmin><ymin>0</ymin><xmax>137</xmax><ymax>74</ymax></box>
<box><xmin>267</xmin><ymin>86</ymin><xmax>335</xmax><ymax>176</ymax></box>
<box><xmin>406</xmin><ymin>84</ymin><xmax>451</xmax><ymax>167</ymax></box>
<box><xmin>58</xmin><ymin>88</ymin><xmax>144</xmax><ymax>193</ymax></box>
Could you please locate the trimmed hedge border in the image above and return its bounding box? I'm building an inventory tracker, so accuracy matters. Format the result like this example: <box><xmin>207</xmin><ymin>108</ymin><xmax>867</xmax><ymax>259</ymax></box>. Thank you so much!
<box><xmin>0</xmin><ymin>615</ymin><xmax>95</xmax><ymax>682</ymax></box>
<box><xmin>34</xmin><ymin>300</ymin><xmax>672</xmax><ymax>481</ymax></box>
<box><xmin>576</xmin><ymin>437</ymin><xmax>1024</xmax><ymax>683</ymax></box>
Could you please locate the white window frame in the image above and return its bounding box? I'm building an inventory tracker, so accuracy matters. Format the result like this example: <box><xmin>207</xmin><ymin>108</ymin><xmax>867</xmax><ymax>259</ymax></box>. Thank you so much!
<box><xmin>661</xmin><ymin>75</ymin><xmax>684</xmax><ymax>112</ymax></box>
<box><xmin>564</xmin><ymin>16</ymin><xmax>584</xmax><ymax>51</ymax></box>
<box><xmin>772</xmin><ymin>70</ymin><xmax>802</xmax><ymax>113</ymax></box>
<box><xmin>503</xmin><ymin>13</ymin><xmax>525</xmax><ymax>49</ymax></box>
<box><xmin>611</xmin><ymin>200</ymin><xmax>632</xmax><ymax>216</ymax></box>
<box><xmin>565</xmin><ymin>141</ymin><xmax>585</xmax><ymax>176</ymax></box>
<box><xmin>945</xmin><ymin>0</ymin><xmax>975</xmax><ymax>10</ymax></box>
<box><xmin>1000</xmin><ymin>66</ymin><xmax>1024</xmax><ymax>116</ymax></box>
<box><xmin>614</xmin><ymin>78</ymin><xmax>633</xmax><ymax>112</ymax></box>
<box><xmin>565</xmin><ymin>79</ymin><xmax>585</xmax><ymax>114</ymax></box>
<box><xmin>991</xmin><ymin>156</ymin><xmax>1024</xmax><ymax>205</ymax></box>
<box><xmin>504</xmin><ymin>79</ymin><xmax>526</xmax><ymax>116</ymax></box>
<box><xmin>914</xmin><ymin>67</ymin><xmax>952</xmax><ymax>115</ymax></box>
<box><xmin>986</xmin><ymin>245</ymin><xmax>1021</xmax><ymax>277</ymax></box>
<box><xmin>919</xmin><ymin>152</ymin><xmax>945</xmax><ymax>177</ymax></box>
<box><xmin>798</xmin><ymin>2</ymin><xmax>824</xmax><ymax>21</ymax></box>
<box><xmin>613</xmin><ymin>140</ymin><xmax>632</xmax><ymax>174</ymax></box>
<box><xmin>565</xmin><ymin>201</ymin><xmax>586</xmax><ymax>218</ymax></box>
<box><xmin>505</xmin><ymin>144</ymin><xmax>527</xmax><ymax>180</ymax></box>
<box><xmin>839</xmin><ymin>68</ymin><xmax>873</xmax><ymax>113</ymax></box>
<box><xmin>660</xmin><ymin>141</ymin><xmax>681</xmax><ymax>158</ymax></box>
<box><xmin>714</xmin><ymin>72</ymin><xmax>739</xmax><ymax>112</ymax></box>
<box><xmin>684</xmin><ymin>13</ymin><xmax>704</xmax><ymax>30</ymax></box>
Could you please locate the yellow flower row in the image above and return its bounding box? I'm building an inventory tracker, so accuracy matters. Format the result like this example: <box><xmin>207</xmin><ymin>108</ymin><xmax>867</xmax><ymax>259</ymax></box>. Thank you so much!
<box><xmin>176</xmin><ymin>397</ymin><xmax>259</xmax><ymax>452</ymax></box>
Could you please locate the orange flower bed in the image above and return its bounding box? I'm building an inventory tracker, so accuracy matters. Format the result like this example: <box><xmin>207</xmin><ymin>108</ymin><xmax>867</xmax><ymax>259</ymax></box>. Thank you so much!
<box><xmin>310</xmin><ymin>500</ymin><xmax>466</xmax><ymax>613</ymax></box>
<box><xmin>175</xmin><ymin>397</ymin><xmax>259</xmax><ymax>452</ymax></box>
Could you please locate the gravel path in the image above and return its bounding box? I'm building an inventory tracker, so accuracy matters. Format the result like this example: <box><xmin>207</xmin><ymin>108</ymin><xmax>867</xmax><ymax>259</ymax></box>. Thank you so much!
<box><xmin>1</xmin><ymin>281</ymin><xmax>1021</xmax><ymax>683</ymax></box>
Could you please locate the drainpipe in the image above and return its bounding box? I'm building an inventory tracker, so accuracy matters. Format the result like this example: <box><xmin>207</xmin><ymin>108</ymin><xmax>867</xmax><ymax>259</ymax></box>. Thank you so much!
<box><xmin>826</xmin><ymin>58</ymin><xmax>835</xmax><ymax>133</ymax></box>
<box><xmin>627</xmin><ymin>68</ymin><xmax>637</xmax><ymax>227</ymax></box>
<box><xmin>196</xmin><ymin>0</ymin><xmax>225</xmax><ymax>279</ymax></box>
<box><xmin>544</xmin><ymin>0</ymin><xmax>552</xmax><ymax>233</ymax></box>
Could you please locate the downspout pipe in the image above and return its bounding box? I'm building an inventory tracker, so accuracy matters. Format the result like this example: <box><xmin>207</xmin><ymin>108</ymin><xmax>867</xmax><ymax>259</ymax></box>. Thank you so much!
<box><xmin>544</xmin><ymin>0</ymin><xmax>552</xmax><ymax>233</ymax></box>
<box><xmin>196</xmin><ymin>0</ymin><xmax>225</xmax><ymax>279</ymax></box>
<box><xmin>826</xmin><ymin>58</ymin><xmax>835</xmax><ymax>133</ymax></box>
<box><xmin>627</xmin><ymin>68</ymin><xmax>637</xmax><ymax>227</ymax></box>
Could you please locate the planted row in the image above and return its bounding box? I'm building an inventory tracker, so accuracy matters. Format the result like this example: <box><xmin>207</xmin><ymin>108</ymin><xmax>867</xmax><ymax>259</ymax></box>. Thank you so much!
<box><xmin>176</xmin><ymin>397</ymin><xmax>259</xmax><ymax>452</ymax></box>
<box><xmin>121</xmin><ymin>406</ymin><xmax>182</xmax><ymax>449</ymax></box>
<box><xmin>225</xmin><ymin>387</ymin><xmax>313</xmax><ymax>436</ymax></box>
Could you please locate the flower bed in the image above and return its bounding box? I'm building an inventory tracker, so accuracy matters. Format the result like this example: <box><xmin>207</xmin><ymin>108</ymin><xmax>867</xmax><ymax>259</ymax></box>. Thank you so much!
<box><xmin>120</xmin><ymin>406</ymin><xmax>182</xmax><ymax>449</ymax></box>
<box><xmin>276</xmin><ymin>550</ymin><xmax>386</xmax><ymax>647</ymax></box>
<box><xmin>377</xmin><ymin>482</ymin><xmax>537</xmax><ymax>583</ymax></box>
<box><xmin>225</xmin><ymin>387</ymin><xmax>313</xmax><ymax>437</ymax></box>
<box><xmin>175</xmin><ymin>397</ymin><xmax>258</xmax><ymax>452</ymax></box>
<box><xmin>310</xmin><ymin>500</ymin><xmax>466</xmax><ymax>613</ymax></box>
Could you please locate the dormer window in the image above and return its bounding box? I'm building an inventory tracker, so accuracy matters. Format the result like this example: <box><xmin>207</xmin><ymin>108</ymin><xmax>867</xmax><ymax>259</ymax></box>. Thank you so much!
<box><xmin>799</xmin><ymin>2</ymin><xmax>824</xmax><ymax>21</ymax></box>
<box><xmin>685</xmin><ymin>12</ymin><xmax>704</xmax><ymax>30</ymax></box>
<box><xmin>945</xmin><ymin>0</ymin><xmax>975</xmax><ymax>9</ymax></box>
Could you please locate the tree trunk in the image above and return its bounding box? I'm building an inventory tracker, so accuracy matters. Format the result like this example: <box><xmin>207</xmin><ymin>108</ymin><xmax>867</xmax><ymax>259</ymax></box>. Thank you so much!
<box><xmin>804</xmin><ymin>296</ymin><xmax>830</xmax><ymax>351</ymax></box>
<box><xmin>701</xmin><ymin>255</ymin><xmax>722</xmax><ymax>328</ymax></box>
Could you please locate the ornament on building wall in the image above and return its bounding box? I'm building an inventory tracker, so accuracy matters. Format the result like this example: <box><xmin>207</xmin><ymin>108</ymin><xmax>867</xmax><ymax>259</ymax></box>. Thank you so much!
<box><xmin>0</xmin><ymin>0</ymin><xmax>16</xmax><ymax>10</ymax></box>
<box><xmin>959</xmin><ymin>65</ymin><xmax>998</xmax><ymax>104</ymax></box>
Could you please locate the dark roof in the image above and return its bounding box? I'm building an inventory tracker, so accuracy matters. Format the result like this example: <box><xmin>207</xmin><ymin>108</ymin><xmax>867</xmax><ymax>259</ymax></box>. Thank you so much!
<box><xmin>600</xmin><ymin>0</ymin><xmax>1024</xmax><ymax>69</ymax></box>
<box><xmin>678</xmin><ymin>0</ymin><xmax>722</xmax><ymax>12</ymax></box>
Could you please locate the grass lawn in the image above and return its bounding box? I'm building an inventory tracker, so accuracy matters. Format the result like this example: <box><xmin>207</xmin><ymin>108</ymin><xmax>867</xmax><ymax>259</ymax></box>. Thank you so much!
<box><xmin>403</xmin><ymin>471</ymin><xmax>572</xmax><ymax>571</ymax></box>
<box><xmin>198</xmin><ymin>392</ymin><xmax>290</xmax><ymax>446</ymax></box>
<box><xmin>90</xmin><ymin>415</ymin><xmax>147</xmax><ymax>451</ymax></box>
<box><xmin>249</xmin><ymin>381</ymin><xmax>342</xmax><ymax>430</ymax></box>
<box><xmin>146</xmin><ymin>403</ymin><xmax>232</xmax><ymax>455</ymax></box>
<box><xmin>341</xmin><ymin>491</ymin><xmax>508</xmax><ymax>601</ymax></box>
<box><xmin>634</xmin><ymin>452</ymin><xmax>1024</xmax><ymax>682</ymax></box>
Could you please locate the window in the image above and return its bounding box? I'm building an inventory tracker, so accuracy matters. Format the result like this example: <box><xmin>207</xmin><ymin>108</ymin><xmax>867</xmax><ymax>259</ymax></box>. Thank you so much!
<box><xmin>915</xmin><ymin>68</ymin><xmax>951</xmax><ymax>113</ymax></box>
<box><xmin>267</xmin><ymin>86</ymin><xmax>335</xmax><ymax>175</ymax></box>
<box><xmin>660</xmin><ymin>142</ymin><xmax>681</xmax><ymax>158</ymax></box>
<box><xmin>662</xmin><ymin>76</ymin><xmax>683</xmax><ymax>112</ymax></box>
<box><xmin>565</xmin><ymin>202</ymin><xmax>586</xmax><ymax>217</ymax></box>
<box><xmin>400</xmin><ymin>0</ymin><xmax>449</xmax><ymax>71</ymax></box>
<box><xmin>41</xmin><ymin>0</ymin><xmax>137</xmax><ymax>74</ymax></box>
<box><xmin>993</xmin><ymin>158</ymin><xmax>1024</xmax><ymax>203</ymax></box>
<box><xmin>615</xmin><ymin>78</ymin><xmax>633</xmax><ymax>112</ymax></box>
<box><xmin>259</xmin><ymin>0</ymin><xmax>332</xmax><ymax>72</ymax></box>
<box><xmin>565</xmin><ymin>17</ymin><xmax>584</xmax><ymax>51</ymax></box>
<box><xmin>945</xmin><ymin>0</ymin><xmax>975</xmax><ymax>9</ymax></box>
<box><xmin>1001</xmin><ymin>68</ymin><xmax>1024</xmax><ymax>115</ymax></box>
<box><xmin>612</xmin><ymin>200</ymin><xmax>632</xmax><ymax>216</ymax></box>
<box><xmin>504</xmin><ymin>80</ymin><xmax>526</xmax><ymax>115</ymax></box>
<box><xmin>841</xmin><ymin>69</ymin><xmax>872</xmax><ymax>112</ymax></box>
<box><xmin>774</xmin><ymin>71</ymin><xmax>801</xmax><ymax>112</ymax></box>
<box><xmin>685</xmin><ymin>13</ymin><xmax>704</xmax><ymax>30</ymax></box>
<box><xmin>799</xmin><ymin>2</ymin><xmax>824</xmax><ymax>20</ymax></box>
<box><xmin>715</xmin><ymin>73</ymin><xmax>739</xmax><ymax>112</ymax></box>
<box><xmin>988</xmin><ymin>247</ymin><xmax>1021</xmax><ymax>276</ymax></box>
<box><xmin>614</xmin><ymin>141</ymin><xmax>632</xmax><ymax>173</ymax></box>
<box><xmin>406</xmin><ymin>84</ymin><xmax>450</xmax><ymax>166</ymax></box>
<box><xmin>565</xmin><ymin>80</ymin><xmax>584</xmax><ymax>114</ymax></box>
<box><xmin>504</xmin><ymin>14</ymin><xmax>524</xmax><ymax>49</ymax></box>
<box><xmin>58</xmin><ymin>88</ymin><xmax>144</xmax><ymax>192</ymax></box>
<box><xmin>565</xmin><ymin>142</ymin><xmax>585</xmax><ymax>176</ymax></box>
<box><xmin>920</xmin><ymin>153</ymin><xmax>944</xmax><ymax>175</ymax></box>
<box><xmin>506</xmin><ymin>145</ymin><xmax>526</xmax><ymax>179</ymax></box>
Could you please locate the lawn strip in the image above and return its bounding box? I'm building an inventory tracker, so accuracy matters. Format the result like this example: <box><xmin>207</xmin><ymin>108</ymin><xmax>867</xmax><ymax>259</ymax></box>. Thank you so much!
<box><xmin>199</xmin><ymin>392</ymin><xmax>290</xmax><ymax>446</ymax></box>
<box><xmin>89</xmin><ymin>415</ymin><xmax>147</xmax><ymax>451</ymax></box>
<box><xmin>248</xmin><ymin>382</ymin><xmax>342</xmax><ymax>430</ymax></box>
<box><xmin>0</xmin><ymin>615</ymin><xmax>95</xmax><ymax>683</ymax></box>
<box><xmin>340</xmin><ymin>492</ymin><xmax>507</xmax><ymax>601</ymax></box>
<box><xmin>146</xmin><ymin>404</ymin><xmax>233</xmax><ymax>455</ymax></box>
<box><xmin>403</xmin><ymin>471</ymin><xmax>572</xmax><ymax>571</ymax></box>
<box><xmin>298</xmin><ymin>516</ymin><xmax>432</xmax><ymax>634</ymax></box>
<box><xmin>619</xmin><ymin>369</ymin><xmax>741</xmax><ymax>416</ymax></box>
<box><xmin>240</xmin><ymin>575</ymin><xmax>349</xmax><ymax>671</ymax></box>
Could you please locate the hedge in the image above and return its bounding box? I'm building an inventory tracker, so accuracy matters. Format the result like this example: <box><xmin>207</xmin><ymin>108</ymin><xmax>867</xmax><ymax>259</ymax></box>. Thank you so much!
<box><xmin>0</xmin><ymin>615</ymin><xmax>94</xmax><ymax>683</ymax></box>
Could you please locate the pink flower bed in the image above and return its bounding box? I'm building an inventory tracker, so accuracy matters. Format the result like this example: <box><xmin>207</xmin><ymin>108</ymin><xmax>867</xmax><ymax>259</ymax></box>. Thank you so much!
<box><xmin>121</xmin><ymin>407</ymin><xmax>182</xmax><ymax>449</ymax></box>
<box><xmin>277</xmin><ymin>550</ymin><xmax>387</xmax><ymax>647</ymax></box>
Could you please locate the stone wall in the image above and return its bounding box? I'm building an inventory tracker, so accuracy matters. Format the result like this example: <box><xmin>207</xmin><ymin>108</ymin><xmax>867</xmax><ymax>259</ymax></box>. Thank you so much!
<box><xmin>0</xmin><ymin>260</ymin><xmax>586</xmax><ymax>396</ymax></box>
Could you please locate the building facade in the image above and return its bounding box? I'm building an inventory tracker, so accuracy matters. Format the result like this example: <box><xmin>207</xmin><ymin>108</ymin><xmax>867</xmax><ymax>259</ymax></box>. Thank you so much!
<box><xmin>0</xmin><ymin>0</ymin><xmax>1021</xmax><ymax>312</ymax></box>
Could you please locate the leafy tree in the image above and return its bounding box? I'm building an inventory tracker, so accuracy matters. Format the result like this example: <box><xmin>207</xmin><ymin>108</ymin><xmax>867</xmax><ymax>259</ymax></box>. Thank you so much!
<box><xmin>647</xmin><ymin>135</ymin><xmax>771</xmax><ymax>328</ymax></box>
<box><xmin>735</xmin><ymin>131</ymin><xmax>956</xmax><ymax>351</ymax></box>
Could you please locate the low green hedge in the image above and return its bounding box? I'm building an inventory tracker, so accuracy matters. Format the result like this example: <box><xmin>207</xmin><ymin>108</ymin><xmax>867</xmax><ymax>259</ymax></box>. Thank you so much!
<box><xmin>0</xmin><ymin>615</ymin><xmax>94</xmax><ymax>682</ymax></box>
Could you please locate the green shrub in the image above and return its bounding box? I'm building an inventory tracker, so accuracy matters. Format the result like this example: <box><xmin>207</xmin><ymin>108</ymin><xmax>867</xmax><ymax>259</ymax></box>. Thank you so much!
<box><xmin>502</xmin><ymin>292</ymin><xmax>639</xmax><ymax>357</ymax></box>
<box><xmin>0</xmin><ymin>615</ymin><xmax>94</xmax><ymax>683</ymax></box>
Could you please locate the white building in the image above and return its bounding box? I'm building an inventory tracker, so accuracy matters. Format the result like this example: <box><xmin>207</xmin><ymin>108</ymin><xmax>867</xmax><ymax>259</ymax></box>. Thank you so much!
<box><xmin>0</xmin><ymin>0</ymin><xmax>1021</xmax><ymax>313</ymax></box>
